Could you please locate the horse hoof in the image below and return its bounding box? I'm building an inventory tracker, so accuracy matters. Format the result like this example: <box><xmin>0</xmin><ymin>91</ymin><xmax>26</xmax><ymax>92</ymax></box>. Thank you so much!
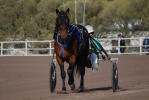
<box><xmin>79</xmin><ymin>86</ymin><xmax>84</xmax><ymax>92</ymax></box>
<box><xmin>57</xmin><ymin>90</ymin><xmax>68</xmax><ymax>94</ymax></box>
<box><xmin>78</xmin><ymin>86</ymin><xmax>89</xmax><ymax>92</ymax></box>
<box><xmin>72</xmin><ymin>86</ymin><xmax>84</xmax><ymax>93</ymax></box>
<box><xmin>70</xmin><ymin>83</ymin><xmax>75</xmax><ymax>90</ymax></box>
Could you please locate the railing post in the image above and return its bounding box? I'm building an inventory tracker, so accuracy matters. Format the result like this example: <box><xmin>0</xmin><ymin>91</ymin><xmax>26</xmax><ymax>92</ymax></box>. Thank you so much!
<box><xmin>49</xmin><ymin>42</ymin><xmax>51</xmax><ymax>55</ymax></box>
<box><xmin>25</xmin><ymin>41</ymin><xmax>27</xmax><ymax>56</ymax></box>
<box><xmin>118</xmin><ymin>38</ymin><xmax>120</xmax><ymax>55</ymax></box>
<box><xmin>140</xmin><ymin>38</ymin><xmax>142</xmax><ymax>55</ymax></box>
<box><xmin>1</xmin><ymin>42</ymin><xmax>3</xmax><ymax>56</ymax></box>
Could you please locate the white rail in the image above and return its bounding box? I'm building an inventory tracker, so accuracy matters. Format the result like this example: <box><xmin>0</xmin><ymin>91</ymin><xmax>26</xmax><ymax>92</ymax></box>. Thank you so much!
<box><xmin>0</xmin><ymin>40</ymin><xmax>54</xmax><ymax>56</ymax></box>
<box><xmin>99</xmin><ymin>37</ymin><xmax>149</xmax><ymax>55</ymax></box>
<box><xmin>0</xmin><ymin>37</ymin><xmax>149</xmax><ymax>56</ymax></box>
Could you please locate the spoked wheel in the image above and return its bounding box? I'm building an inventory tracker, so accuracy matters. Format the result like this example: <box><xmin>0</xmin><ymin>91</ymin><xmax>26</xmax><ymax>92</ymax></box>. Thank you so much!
<box><xmin>112</xmin><ymin>62</ymin><xmax>118</xmax><ymax>92</ymax></box>
<box><xmin>49</xmin><ymin>62</ymin><xmax>57</xmax><ymax>93</ymax></box>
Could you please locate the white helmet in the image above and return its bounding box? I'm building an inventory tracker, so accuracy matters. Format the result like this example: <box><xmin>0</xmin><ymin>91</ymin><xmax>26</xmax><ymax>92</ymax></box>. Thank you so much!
<box><xmin>85</xmin><ymin>25</ymin><xmax>94</xmax><ymax>34</ymax></box>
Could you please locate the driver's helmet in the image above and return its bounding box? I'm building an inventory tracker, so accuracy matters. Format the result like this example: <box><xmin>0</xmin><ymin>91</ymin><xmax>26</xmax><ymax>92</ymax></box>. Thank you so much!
<box><xmin>85</xmin><ymin>25</ymin><xmax>94</xmax><ymax>34</ymax></box>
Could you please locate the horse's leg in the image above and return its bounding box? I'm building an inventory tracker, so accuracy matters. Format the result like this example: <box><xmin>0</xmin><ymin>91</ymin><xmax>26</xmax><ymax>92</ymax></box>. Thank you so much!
<box><xmin>67</xmin><ymin>64</ymin><xmax>76</xmax><ymax>90</ymax></box>
<box><xmin>78</xmin><ymin>53</ymin><xmax>88</xmax><ymax>91</ymax></box>
<box><xmin>79</xmin><ymin>65</ymin><xmax>85</xmax><ymax>90</ymax></box>
<box><xmin>61</xmin><ymin>66</ymin><xmax>66</xmax><ymax>91</ymax></box>
<box><xmin>79</xmin><ymin>36</ymin><xmax>89</xmax><ymax>91</ymax></box>
<box><xmin>67</xmin><ymin>56</ymin><xmax>76</xmax><ymax>90</ymax></box>
<box><xmin>67</xmin><ymin>64</ymin><xmax>74</xmax><ymax>85</ymax></box>
<box><xmin>56</xmin><ymin>56</ymin><xmax>66</xmax><ymax>91</ymax></box>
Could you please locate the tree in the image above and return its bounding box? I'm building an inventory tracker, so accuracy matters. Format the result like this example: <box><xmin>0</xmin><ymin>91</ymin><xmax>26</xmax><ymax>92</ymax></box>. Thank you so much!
<box><xmin>0</xmin><ymin>0</ymin><xmax>149</xmax><ymax>41</ymax></box>
<box><xmin>97</xmin><ymin>0</ymin><xmax>149</xmax><ymax>38</ymax></box>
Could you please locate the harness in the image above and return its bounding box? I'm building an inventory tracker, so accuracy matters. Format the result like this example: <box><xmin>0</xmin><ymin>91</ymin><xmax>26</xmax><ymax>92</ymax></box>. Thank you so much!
<box><xmin>57</xmin><ymin>24</ymin><xmax>81</xmax><ymax>59</ymax></box>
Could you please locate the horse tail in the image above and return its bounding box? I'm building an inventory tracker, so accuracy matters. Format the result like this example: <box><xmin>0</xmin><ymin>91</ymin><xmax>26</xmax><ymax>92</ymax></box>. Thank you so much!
<box><xmin>75</xmin><ymin>43</ymin><xmax>89</xmax><ymax>77</ymax></box>
<box><xmin>75</xmin><ymin>58</ymin><xmax>87</xmax><ymax>77</ymax></box>
<box><xmin>76</xmin><ymin>63</ymin><xmax>83</xmax><ymax>76</ymax></box>
<box><xmin>72</xmin><ymin>58</ymin><xmax>82</xmax><ymax>76</ymax></box>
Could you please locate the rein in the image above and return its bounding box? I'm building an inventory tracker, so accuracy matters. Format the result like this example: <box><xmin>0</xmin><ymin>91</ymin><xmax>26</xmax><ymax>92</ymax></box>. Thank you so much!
<box><xmin>57</xmin><ymin>24</ymin><xmax>80</xmax><ymax>59</ymax></box>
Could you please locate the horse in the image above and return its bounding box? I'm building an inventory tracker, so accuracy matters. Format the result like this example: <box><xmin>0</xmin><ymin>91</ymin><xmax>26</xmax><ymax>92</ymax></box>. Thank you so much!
<box><xmin>54</xmin><ymin>8</ymin><xmax>89</xmax><ymax>92</ymax></box>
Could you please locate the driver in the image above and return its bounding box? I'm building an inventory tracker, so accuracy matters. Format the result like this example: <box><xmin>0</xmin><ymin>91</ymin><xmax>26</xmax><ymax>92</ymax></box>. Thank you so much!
<box><xmin>85</xmin><ymin>25</ymin><xmax>102</xmax><ymax>73</ymax></box>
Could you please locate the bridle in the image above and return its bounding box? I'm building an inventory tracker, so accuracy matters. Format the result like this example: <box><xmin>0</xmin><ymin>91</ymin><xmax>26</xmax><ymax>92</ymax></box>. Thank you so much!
<box><xmin>56</xmin><ymin>13</ymin><xmax>70</xmax><ymax>36</ymax></box>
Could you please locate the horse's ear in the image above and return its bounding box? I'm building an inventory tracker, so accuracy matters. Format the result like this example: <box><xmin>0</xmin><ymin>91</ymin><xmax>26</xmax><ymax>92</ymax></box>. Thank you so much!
<box><xmin>56</xmin><ymin>9</ymin><xmax>59</xmax><ymax>15</ymax></box>
<box><xmin>66</xmin><ymin>8</ymin><xmax>69</xmax><ymax>14</ymax></box>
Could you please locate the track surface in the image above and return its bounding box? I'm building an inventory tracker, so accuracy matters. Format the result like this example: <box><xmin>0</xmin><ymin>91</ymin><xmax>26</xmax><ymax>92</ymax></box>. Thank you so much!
<box><xmin>0</xmin><ymin>55</ymin><xmax>149</xmax><ymax>100</ymax></box>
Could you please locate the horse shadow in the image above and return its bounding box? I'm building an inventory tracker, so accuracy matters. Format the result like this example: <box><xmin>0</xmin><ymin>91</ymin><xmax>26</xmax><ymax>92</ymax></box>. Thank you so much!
<box><xmin>63</xmin><ymin>86</ymin><xmax>129</xmax><ymax>94</ymax></box>
<box><xmin>88</xmin><ymin>86</ymin><xmax>128</xmax><ymax>92</ymax></box>
<box><xmin>89</xmin><ymin>86</ymin><xmax>113</xmax><ymax>91</ymax></box>
<box><xmin>72</xmin><ymin>86</ymin><xmax>114</xmax><ymax>93</ymax></box>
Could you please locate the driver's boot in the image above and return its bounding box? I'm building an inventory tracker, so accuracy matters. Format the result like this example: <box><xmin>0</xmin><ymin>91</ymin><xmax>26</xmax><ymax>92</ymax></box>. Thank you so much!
<box><xmin>92</xmin><ymin>63</ymin><xmax>99</xmax><ymax>73</ymax></box>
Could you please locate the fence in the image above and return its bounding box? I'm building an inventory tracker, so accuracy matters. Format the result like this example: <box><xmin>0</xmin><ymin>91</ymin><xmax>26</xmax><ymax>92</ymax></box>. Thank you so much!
<box><xmin>0</xmin><ymin>40</ymin><xmax>54</xmax><ymax>56</ymax></box>
<box><xmin>0</xmin><ymin>37</ymin><xmax>149</xmax><ymax>56</ymax></box>
<box><xmin>99</xmin><ymin>37</ymin><xmax>149</xmax><ymax>55</ymax></box>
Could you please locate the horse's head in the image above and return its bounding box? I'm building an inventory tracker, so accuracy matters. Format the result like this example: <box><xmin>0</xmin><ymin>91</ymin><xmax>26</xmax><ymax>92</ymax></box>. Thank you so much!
<box><xmin>56</xmin><ymin>8</ymin><xmax>70</xmax><ymax>43</ymax></box>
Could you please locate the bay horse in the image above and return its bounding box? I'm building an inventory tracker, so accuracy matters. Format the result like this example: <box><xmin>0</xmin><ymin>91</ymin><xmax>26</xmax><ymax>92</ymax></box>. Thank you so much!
<box><xmin>54</xmin><ymin>8</ymin><xmax>89</xmax><ymax>92</ymax></box>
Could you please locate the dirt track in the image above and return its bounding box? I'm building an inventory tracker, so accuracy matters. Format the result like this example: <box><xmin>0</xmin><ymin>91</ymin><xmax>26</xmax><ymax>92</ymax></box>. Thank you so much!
<box><xmin>0</xmin><ymin>55</ymin><xmax>149</xmax><ymax>100</ymax></box>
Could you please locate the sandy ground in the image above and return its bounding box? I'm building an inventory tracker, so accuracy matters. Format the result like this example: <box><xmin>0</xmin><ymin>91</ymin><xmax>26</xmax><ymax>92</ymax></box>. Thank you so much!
<box><xmin>0</xmin><ymin>55</ymin><xmax>149</xmax><ymax>100</ymax></box>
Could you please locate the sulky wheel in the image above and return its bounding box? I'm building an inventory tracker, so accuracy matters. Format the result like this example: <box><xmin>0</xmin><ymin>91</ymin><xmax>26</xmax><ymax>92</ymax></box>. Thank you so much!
<box><xmin>112</xmin><ymin>62</ymin><xmax>118</xmax><ymax>92</ymax></box>
<box><xmin>49</xmin><ymin>62</ymin><xmax>57</xmax><ymax>93</ymax></box>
